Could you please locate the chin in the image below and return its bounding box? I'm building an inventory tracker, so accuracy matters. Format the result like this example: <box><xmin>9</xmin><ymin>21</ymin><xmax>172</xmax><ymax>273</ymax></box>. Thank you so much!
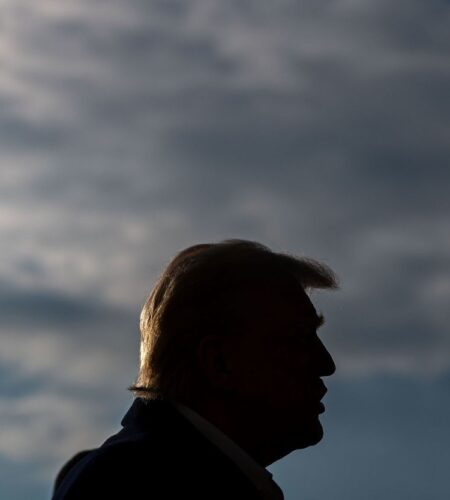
<box><xmin>295</xmin><ymin>418</ymin><xmax>324</xmax><ymax>449</ymax></box>
<box><xmin>307</xmin><ymin>423</ymin><xmax>324</xmax><ymax>446</ymax></box>
<box><xmin>272</xmin><ymin>420</ymin><xmax>324</xmax><ymax>462</ymax></box>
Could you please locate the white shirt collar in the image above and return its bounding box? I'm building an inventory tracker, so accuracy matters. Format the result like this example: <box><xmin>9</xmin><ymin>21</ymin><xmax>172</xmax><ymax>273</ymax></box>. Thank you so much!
<box><xmin>171</xmin><ymin>401</ymin><xmax>283</xmax><ymax>500</ymax></box>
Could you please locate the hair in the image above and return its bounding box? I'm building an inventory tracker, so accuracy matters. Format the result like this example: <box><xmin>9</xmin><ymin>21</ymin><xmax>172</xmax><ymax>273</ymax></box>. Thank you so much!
<box><xmin>128</xmin><ymin>239</ymin><xmax>338</xmax><ymax>403</ymax></box>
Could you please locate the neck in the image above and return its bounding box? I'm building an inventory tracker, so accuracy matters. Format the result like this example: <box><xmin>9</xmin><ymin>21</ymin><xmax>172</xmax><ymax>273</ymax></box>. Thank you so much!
<box><xmin>183</xmin><ymin>395</ymin><xmax>291</xmax><ymax>467</ymax></box>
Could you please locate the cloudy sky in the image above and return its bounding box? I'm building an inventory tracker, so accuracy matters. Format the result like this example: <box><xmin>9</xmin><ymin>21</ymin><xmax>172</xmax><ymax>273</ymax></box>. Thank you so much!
<box><xmin>1</xmin><ymin>1</ymin><xmax>449</xmax><ymax>498</ymax></box>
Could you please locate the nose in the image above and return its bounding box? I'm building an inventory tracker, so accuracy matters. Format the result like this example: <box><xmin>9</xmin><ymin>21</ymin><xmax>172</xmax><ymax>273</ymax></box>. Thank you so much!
<box><xmin>316</xmin><ymin>337</ymin><xmax>336</xmax><ymax>377</ymax></box>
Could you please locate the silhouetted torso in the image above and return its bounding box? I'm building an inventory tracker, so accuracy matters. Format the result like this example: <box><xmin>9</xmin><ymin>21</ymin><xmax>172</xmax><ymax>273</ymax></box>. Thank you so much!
<box><xmin>52</xmin><ymin>398</ymin><xmax>284</xmax><ymax>499</ymax></box>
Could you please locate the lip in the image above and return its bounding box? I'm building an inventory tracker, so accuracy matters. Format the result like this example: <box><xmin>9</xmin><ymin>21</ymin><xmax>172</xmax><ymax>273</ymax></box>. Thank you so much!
<box><xmin>316</xmin><ymin>382</ymin><xmax>327</xmax><ymax>413</ymax></box>
<box><xmin>317</xmin><ymin>381</ymin><xmax>327</xmax><ymax>401</ymax></box>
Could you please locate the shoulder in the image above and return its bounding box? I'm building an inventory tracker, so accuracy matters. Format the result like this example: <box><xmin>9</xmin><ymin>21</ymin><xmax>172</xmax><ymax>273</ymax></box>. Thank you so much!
<box><xmin>53</xmin><ymin>399</ymin><xmax>264</xmax><ymax>499</ymax></box>
<box><xmin>53</xmin><ymin>433</ymin><xmax>262</xmax><ymax>500</ymax></box>
<box><xmin>53</xmin><ymin>437</ymin><xmax>170</xmax><ymax>499</ymax></box>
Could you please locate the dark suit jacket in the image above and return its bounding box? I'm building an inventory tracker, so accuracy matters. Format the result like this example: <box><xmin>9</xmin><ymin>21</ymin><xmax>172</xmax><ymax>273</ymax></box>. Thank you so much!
<box><xmin>52</xmin><ymin>397</ymin><xmax>279</xmax><ymax>499</ymax></box>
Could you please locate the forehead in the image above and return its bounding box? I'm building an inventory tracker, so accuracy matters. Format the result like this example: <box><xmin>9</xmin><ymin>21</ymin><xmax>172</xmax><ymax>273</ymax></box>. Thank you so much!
<box><xmin>239</xmin><ymin>283</ymin><xmax>320</xmax><ymax>333</ymax></box>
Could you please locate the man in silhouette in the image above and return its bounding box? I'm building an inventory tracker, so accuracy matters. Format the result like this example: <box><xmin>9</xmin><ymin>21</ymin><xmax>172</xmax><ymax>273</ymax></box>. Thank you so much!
<box><xmin>53</xmin><ymin>239</ymin><xmax>338</xmax><ymax>499</ymax></box>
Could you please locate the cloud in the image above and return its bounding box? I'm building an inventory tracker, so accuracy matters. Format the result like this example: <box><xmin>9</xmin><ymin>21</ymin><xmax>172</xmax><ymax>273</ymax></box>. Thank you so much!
<box><xmin>0</xmin><ymin>280</ymin><xmax>139</xmax><ymax>386</ymax></box>
<box><xmin>1</xmin><ymin>0</ymin><xmax>449</xmax><ymax>374</ymax></box>
<box><xmin>1</xmin><ymin>3</ymin><xmax>450</xmax><ymax>490</ymax></box>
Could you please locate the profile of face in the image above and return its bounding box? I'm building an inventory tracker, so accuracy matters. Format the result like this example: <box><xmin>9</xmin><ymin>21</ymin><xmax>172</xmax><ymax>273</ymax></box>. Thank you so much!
<box><xmin>222</xmin><ymin>284</ymin><xmax>336</xmax><ymax>459</ymax></box>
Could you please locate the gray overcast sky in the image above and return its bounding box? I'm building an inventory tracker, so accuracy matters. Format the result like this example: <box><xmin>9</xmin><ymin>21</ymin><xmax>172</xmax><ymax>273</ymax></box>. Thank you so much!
<box><xmin>1</xmin><ymin>1</ymin><xmax>449</xmax><ymax>499</ymax></box>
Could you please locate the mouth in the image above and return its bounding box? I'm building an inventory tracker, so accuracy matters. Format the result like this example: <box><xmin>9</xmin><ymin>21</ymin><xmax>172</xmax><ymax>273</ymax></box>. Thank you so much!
<box><xmin>317</xmin><ymin>380</ymin><xmax>328</xmax><ymax>400</ymax></box>
<box><xmin>316</xmin><ymin>382</ymin><xmax>327</xmax><ymax>413</ymax></box>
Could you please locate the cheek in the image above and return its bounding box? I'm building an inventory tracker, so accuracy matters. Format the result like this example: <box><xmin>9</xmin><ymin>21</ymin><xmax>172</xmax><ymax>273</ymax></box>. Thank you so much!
<box><xmin>232</xmin><ymin>348</ymin><xmax>281</xmax><ymax>397</ymax></box>
<box><xmin>274</xmin><ymin>372</ymin><xmax>310</xmax><ymax>407</ymax></box>
<box><xmin>244</xmin><ymin>353</ymin><xmax>310</xmax><ymax>403</ymax></box>
<box><xmin>232</xmin><ymin>341</ymin><xmax>312</xmax><ymax>402</ymax></box>
<box><xmin>271</xmin><ymin>351</ymin><xmax>313</xmax><ymax>402</ymax></box>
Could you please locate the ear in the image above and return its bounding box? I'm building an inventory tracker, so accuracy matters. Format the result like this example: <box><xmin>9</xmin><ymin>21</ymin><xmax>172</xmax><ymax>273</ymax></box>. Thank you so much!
<box><xmin>196</xmin><ymin>335</ymin><xmax>234</xmax><ymax>390</ymax></box>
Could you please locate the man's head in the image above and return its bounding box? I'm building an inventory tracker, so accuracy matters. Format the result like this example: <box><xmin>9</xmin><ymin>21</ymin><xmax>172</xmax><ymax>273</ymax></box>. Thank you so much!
<box><xmin>129</xmin><ymin>239</ymin><xmax>338</xmax><ymax>464</ymax></box>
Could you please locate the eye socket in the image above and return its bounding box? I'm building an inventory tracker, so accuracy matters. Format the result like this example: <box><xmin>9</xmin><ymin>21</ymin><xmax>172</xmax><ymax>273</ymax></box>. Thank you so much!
<box><xmin>285</xmin><ymin>330</ymin><xmax>318</xmax><ymax>345</ymax></box>
<box><xmin>284</xmin><ymin>314</ymin><xmax>324</xmax><ymax>338</ymax></box>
